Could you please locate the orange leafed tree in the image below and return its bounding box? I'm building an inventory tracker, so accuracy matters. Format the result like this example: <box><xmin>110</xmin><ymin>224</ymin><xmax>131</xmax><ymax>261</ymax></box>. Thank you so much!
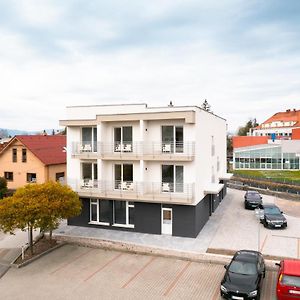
<box><xmin>0</xmin><ymin>182</ymin><xmax>81</xmax><ymax>254</ymax></box>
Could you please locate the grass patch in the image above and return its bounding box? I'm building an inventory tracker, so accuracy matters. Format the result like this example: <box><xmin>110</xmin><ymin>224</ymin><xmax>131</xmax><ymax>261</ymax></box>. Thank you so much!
<box><xmin>233</xmin><ymin>170</ymin><xmax>300</xmax><ymax>183</ymax></box>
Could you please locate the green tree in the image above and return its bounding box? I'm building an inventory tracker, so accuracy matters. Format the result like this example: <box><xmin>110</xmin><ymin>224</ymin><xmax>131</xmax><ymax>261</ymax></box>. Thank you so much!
<box><xmin>0</xmin><ymin>177</ymin><xmax>7</xmax><ymax>199</ymax></box>
<box><xmin>237</xmin><ymin>118</ymin><xmax>259</xmax><ymax>136</ymax></box>
<box><xmin>201</xmin><ymin>99</ymin><xmax>212</xmax><ymax>112</ymax></box>
<box><xmin>0</xmin><ymin>182</ymin><xmax>81</xmax><ymax>254</ymax></box>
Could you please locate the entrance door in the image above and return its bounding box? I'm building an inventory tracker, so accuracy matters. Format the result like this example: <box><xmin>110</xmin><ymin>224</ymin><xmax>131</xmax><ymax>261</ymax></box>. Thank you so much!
<box><xmin>161</xmin><ymin>208</ymin><xmax>172</xmax><ymax>235</ymax></box>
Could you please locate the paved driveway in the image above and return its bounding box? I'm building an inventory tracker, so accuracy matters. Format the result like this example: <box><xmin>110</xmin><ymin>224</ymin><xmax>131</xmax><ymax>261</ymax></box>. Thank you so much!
<box><xmin>207</xmin><ymin>189</ymin><xmax>300</xmax><ymax>259</ymax></box>
<box><xmin>0</xmin><ymin>244</ymin><xmax>277</xmax><ymax>300</ymax></box>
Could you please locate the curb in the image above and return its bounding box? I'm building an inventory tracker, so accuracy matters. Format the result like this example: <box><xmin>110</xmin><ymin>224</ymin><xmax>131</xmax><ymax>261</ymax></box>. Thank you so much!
<box><xmin>54</xmin><ymin>234</ymin><xmax>279</xmax><ymax>271</ymax></box>
<box><xmin>11</xmin><ymin>242</ymin><xmax>66</xmax><ymax>269</ymax></box>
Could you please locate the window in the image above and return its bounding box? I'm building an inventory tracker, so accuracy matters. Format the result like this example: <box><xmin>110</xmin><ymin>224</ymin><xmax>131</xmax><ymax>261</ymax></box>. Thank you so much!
<box><xmin>81</xmin><ymin>127</ymin><xmax>97</xmax><ymax>152</ymax></box>
<box><xmin>113</xmin><ymin>201</ymin><xmax>134</xmax><ymax>227</ymax></box>
<box><xmin>27</xmin><ymin>173</ymin><xmax>37</xmax><ymax>183</ymax></box>
<box><xmin>12</xmin><ymin>148</ymin><xmax>17</xmax><ymax>162</ymax></box>
<box><xmin>55</xmin><ymin>172</ymin><xmax>65</xmax><ymax>181</ymax></box>
<box><xmin>162</xmin><ymin>165</ymin><xmax>183</xmax><ymax>192</ymax></box>
<box><xmin>22</xmin><ymin>149</ymin><xmax>27</xmax><ymax>162</ymax></box>
<box><xmin>81</xmin><ymin>162</ymin><xmax>97</xmax><ymax>187</ymax></box>
<box><xmin>161</xmin><ymin>125</ymin><xmax>183</xmax><ymax>153</ymax></box>
<box><xmin>4</xmin><ymin>172</ymin><xmax>13</xmax><ymax>181</ymax></box>
<box><xmin>89</xmin><ymin>199</ymin><xmax>110</xmax><ymax>225</ymax></box>
<box><xmin>114</xmin><ymin>164</ymin><xmax>133</xmax><ymax>190</ymax></box>
<box><xmin>114</xmin><ymin>126</ymin><xmax>133</xmax><ymax>152</ymax></box>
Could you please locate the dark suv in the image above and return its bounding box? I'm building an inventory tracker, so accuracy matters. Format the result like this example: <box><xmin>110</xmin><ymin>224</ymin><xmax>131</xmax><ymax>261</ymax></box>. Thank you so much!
<box><xmin>259</xmin><ymin>204</ymin><xmax>287</xmax><ymax>229</ymax></box>
<box><xmin>221</xmin><ymin>250</ymin><xmax>265</xmax><ymax>300</ymax></box>
<box><xmin>244</xmin><ymin>191</ymin><xmax>262</xmax><ymax>209</ymax></box>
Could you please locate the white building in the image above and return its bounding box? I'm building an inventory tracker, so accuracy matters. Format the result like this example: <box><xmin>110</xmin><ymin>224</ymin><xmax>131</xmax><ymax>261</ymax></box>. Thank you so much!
<box><xmin>252</xmin><ymin>109</ymin><xmax>300</xmax><ymax>137</ymax></box>
<box><xmin>60</xmin><ymin>103</ymin><xmax>231</xmax><ymax>237</ymax></box>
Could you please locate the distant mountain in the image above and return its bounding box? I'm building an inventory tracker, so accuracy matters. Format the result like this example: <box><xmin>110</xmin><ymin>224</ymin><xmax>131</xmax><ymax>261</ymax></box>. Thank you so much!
<box><xmin>0</xmin><ymin>128</ymin><xmax>61</xmax><ymax>138</ymax></box>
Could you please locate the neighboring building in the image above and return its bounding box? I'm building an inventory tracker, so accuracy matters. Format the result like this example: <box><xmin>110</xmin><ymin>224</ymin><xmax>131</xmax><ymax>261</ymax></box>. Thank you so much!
<box><xmin>0</xmin><ymin>135</ymin><xmax>66</xmax><ymax>189</ymax></box>
<box><xmin>60</xmin><ymin>103</ymin><xmax>231</xmax><ymax>238</ymax></box>
<box><xmin>252</xmin><ymin>109</ymin><xmax>300</xmax><ymax>137</ymax></box>
<box><xmin>233</xmin><ymin>129</ymin><xmax>300</xmax><ymax>170</ymax></box>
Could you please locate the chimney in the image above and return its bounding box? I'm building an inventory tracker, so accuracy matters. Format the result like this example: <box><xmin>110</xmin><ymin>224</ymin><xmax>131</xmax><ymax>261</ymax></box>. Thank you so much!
<box><xmin>168</xmin><ymin>101</ymin><xmax>174</xmax><ymax>107</ymax></box>
<box><xmin>286</xmin><ymin>109</ymin><xmax>291</xmax><ymax>112</ymax></box>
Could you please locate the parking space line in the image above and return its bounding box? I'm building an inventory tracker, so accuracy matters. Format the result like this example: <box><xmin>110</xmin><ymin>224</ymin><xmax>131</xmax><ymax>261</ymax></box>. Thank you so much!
<box><xmin>163</xmin><ymin>261</ymin><xmax>191</xmax><ymax>297</ymax></box>
<box><xmin>83</xmin><ymin>253</ymin><xmax>122</xmax><ymax>282</ymax></box>
<box><xmin>260</xmin><ymin>234</ymin><xmax>268</xmax><ymax>252</ymax></box>
<box><xmin>264</xmin><ymin>271</ymin><xmax>273</xmax><ymax>300</ymax></box>
<box><xmin>121</xmin><ymin>256</ymin><xmax>156</xmax><ymax>289</ymax></box>
<box><xmin>50</xmin><ymin>248</ymin><xmax>94</xmax><ymax>275</ymax></box>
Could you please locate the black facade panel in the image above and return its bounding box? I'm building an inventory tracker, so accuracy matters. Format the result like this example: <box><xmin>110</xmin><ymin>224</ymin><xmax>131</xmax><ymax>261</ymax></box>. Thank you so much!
<box><xmin>195</xmin><ymin>195</ymin><xmax>210</xmax><ymax>236</ymax></box>
<box><xmin>172</xmin><ymin>205</ymin><xmax>196</xmax><ymax>238</ymax></box>
<box><xmin>134</xmin><ymin>202</ymin><xmax>161</xmax><ymax>234</ymax></box>
<box><xmin>68</xmin><ymin>198</ymin><xmax>90</xmax><ymax>226</ymax></box>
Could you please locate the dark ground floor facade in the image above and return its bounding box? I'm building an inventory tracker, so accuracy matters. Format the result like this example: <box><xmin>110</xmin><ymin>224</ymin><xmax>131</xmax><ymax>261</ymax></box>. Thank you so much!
<box><xmin>68</xmin><ymin>183</ymin><xmax>227</xmax><ymax>238</ymax></box>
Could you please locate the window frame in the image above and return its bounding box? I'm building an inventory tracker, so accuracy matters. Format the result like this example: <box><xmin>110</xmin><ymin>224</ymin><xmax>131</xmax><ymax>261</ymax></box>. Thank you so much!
<box><xmin>89</xmin><ymin>199</ymin><xmax>110</xmax><ymax>226</ymax></box>
<box><xmin>112</xmin><ymin>200</ymin><xmax>135</xmax><ymax>228</ymax></box>
<box><xmin>12</xmin><ymin>148</ymin><xmax>17</xmax><ymax>163</ymax></box>
<box><xmin>22</xmin><ymin>148</ymin><xmax>27</xmax><ymax>163</ymax></box>
<box><xmin>4</xmin><ymin>171</ymin><xmax>13</xmax><ymax>181</ymax></box>
<box><xmin>26</xmin><ymin>173</ymin><xmax>37</xmax><ymax>183</ymax></box>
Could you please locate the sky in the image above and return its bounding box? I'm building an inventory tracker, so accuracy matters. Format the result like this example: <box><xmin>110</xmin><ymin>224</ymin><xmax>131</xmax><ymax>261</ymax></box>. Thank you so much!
<box><xmin>0</xmin><ymin>0</ymin><xmax>300</xmax><ymax>133</ymax></box>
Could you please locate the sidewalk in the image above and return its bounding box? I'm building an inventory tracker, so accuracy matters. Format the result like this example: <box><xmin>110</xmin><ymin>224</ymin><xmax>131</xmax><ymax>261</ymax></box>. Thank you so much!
<box><xmin>54</xmin><ymin>188</ymin><xmax>300</xmax><ymax>262</ymax></box>
<box><xmin>0</xmin><ymin>230</ymin><xmax>39</xmax><ymax>278</ymax></box>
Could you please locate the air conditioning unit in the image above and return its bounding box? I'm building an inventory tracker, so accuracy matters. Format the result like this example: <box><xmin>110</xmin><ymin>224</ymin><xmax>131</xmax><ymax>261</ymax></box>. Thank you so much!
<box><xmin>162</xmin><ymin>182</ymin><xmax>170</xmax><ymax>192</ymax></box>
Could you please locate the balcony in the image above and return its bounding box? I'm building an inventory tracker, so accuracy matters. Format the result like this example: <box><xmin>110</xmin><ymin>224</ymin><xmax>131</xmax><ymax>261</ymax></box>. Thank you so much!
<box><xmin>71</xmin><ymin>179</ymin><xmax>194</xmax><ymax>204</ymax></box>
<box><xmin>71</xmin><ymin>141</ymin><xmax>195</xmax><ymax>161</ymax></box>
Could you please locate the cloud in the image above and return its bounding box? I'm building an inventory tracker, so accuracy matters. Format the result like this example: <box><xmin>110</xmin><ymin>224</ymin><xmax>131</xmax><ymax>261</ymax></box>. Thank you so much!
<box><xmin>0</xmin><ymin>0</ymin><xmax>299</xmax><ymax>132</ymax></box>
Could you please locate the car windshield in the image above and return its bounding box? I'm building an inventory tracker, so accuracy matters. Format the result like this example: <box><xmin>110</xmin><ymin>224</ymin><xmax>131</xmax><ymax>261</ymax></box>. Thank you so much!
<box><xmin>264</xmin><ymin>207</ymin><xmax>281</xmax><ymax>215</ymax></box>
<box><xmin>282</xmin><ymin>275</ymin><xmax>300</xmax><ymax>288</ymax></box>
<box><xmin>228</xmin><ymin>261</ymin><xmax>257</xmax><ymax>275</ymax></box>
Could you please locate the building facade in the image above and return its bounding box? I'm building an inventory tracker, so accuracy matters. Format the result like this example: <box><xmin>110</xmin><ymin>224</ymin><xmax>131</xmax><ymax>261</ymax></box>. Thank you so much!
<box><xmin>0</xmin><ymin>135</ymin><xmax>66</xmax><ymax>189</ymax></box>
<box><xmin>252</xmin><ymin>109</ymin><xmax>300</xmax><ymax>137</ymax></box>
<box><xmin>60</xmin><ymin>104</ymin><xmax>231</xmax><ymax>238</ymax></box>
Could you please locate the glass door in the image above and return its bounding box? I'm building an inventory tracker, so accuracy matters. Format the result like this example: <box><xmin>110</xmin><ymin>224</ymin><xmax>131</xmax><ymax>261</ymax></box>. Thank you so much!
<box><xmin>161</xmin><ymin>207</ymin><xmax>172</xmax><ymax>235</ymax></box>
<box><xmin>162</xmin><ymin>126</ymin><xmax>174</xmax><ymax>153</ymax></box>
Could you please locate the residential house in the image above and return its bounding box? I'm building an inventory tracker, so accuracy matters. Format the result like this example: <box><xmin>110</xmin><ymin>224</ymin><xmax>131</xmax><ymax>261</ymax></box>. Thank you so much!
<box><xmin>0</xmin><ymin>135</ymin><xmax>66</xmax><ymax>189</ymax></box>
<box><xmin>60</xmin><ymin>103</ymin><xmax>231</xmax><ymax>238</ymax></box>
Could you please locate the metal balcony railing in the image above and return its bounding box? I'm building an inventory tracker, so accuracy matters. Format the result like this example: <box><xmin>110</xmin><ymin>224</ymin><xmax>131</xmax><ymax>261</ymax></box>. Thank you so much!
<box><xmin>72</xmin><ymin>141</ymin><xmax>195</xmax><ymax>158</ymax></box>
<box><xmin>69</xmin><ymin>179</ymin><xmax>194</xmax><ymax>203</ymax></box>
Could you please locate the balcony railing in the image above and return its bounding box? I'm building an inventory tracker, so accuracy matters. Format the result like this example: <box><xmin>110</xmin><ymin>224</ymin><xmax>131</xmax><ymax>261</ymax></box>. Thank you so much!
<box><xmin>69</xmin><ymin>179</ymin><xmax>194</xmax><ymax>204</ymax></box>
<box><xmin>72</xmin><ymin>141</ymin><xmax>195</xmax><ymax>159</ymax></box>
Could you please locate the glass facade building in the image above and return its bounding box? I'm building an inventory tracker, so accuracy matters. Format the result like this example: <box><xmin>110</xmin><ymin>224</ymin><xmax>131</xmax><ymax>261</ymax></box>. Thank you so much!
<box><xmin>234</xmin><ymin>145</ymin><xmax>300</xmax><ymax>170</ymax></box>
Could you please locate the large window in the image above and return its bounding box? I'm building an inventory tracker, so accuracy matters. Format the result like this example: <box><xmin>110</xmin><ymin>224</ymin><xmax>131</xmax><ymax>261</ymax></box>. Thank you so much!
<box><xmin>81</xmin><ymin>162</ymin><xmax>98</xmax><ymax>187</ymax></box>
<box><xmin>114</xmin><ymin>164</ymin><xmax>133</xmax><ymax>190</ymax></box>
<box><xmin>12</xmin><ymin>148</ymin><xmax>17</xmax><ymax>162</ymax></box>
<box><xmin>113</xmin><ymin>201</ymin><xmax>134</xmax><ymax>227</ymax></box>
<box><xmin>162</xmin><ymin>165</ymin><xmax>183</xmax><ymax>192</ymax></box>
<box><xmin>81</xmin><ymin>127</ymin><xmax>97</xmax><ymax>152</ymax></box>
<box><xmin>114</xmin><ymin>126</ymin><xmax>133</xmax><ymax>152</ymax></box>
<box><xmin>161</xmin><ymin>126</ymin><xmax>183</xmax><ymax>153</ymax></box>
<box><xmin>90</xmin><ymin>199</ymin><xmax>110</xmax><ymax>225</ymax></box>
<box><xmin>4</xmin><ymin>172</ymin><xmax>13</xmax><ymax>181</ymax></box>
<box><xmin>234</xmin><ymin>146</ymin><xmax>300</xmax><ymax>170</ymax></box>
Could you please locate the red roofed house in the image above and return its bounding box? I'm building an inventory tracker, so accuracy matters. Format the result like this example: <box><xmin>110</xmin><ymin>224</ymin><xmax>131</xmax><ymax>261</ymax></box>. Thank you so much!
<box><xmin>0</xmin><ymin>135</ymin><xmax>66</xmax><ymax>190</ymax></box>
<box><xmin>252</xmin><ymin>108</ymin><xmax>300</xmax><ymax>138</ymax></box>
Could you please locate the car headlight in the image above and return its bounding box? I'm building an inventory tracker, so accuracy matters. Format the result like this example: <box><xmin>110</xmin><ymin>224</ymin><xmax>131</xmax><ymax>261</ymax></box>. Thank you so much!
<box><xmin>266</xmin><ymin>219</ymin><xmax>271</xmax><ymax>223</ymax></box>
<box><xmin>220</xmin><ymin>285</ymin><xmax>227</xmax><ymax>293</ymax></box>
<box><xmin>248</xmin><ymin>290</ymin><xmax>257</xmax><ymax>296</ymax></box>
<box><xmin>283</xmin><ymin>220</ymin><xmax>287</xmax><ymax>223</ymax></box>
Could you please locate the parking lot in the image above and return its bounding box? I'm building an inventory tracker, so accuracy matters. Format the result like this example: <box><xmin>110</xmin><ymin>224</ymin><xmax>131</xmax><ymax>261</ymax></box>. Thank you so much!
<box><xmin>207</xmin><ymin>189</ymin><xmax>300</xmax><ymax>259</ymax></box>
<box><xmin>0</xmin><ymin>244</ymin><xmax>277</xmax><ymax>299</ymax></box>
